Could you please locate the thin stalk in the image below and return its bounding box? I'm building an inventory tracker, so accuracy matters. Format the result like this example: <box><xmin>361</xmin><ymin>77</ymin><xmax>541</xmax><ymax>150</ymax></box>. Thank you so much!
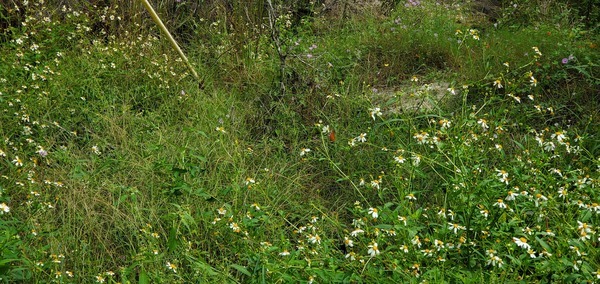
<box><xmin>139</xmin><ymin>0</ymin><xmax>202</xmax><ymax>85</ymax></box>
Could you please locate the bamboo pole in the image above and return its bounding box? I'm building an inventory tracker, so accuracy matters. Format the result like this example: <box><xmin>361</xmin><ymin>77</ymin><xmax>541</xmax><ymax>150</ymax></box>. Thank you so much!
<box><xmin>139</xmin><ymin>0</ymin><xmax>201</xmax><ymax>84</ymax></box>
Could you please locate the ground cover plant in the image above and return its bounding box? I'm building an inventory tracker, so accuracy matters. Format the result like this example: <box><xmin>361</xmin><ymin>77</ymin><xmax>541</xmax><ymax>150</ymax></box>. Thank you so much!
<box><xmin>0</xmin><ymin>0</ymin><xmax>599</xmax><ymax>283</ymax></box>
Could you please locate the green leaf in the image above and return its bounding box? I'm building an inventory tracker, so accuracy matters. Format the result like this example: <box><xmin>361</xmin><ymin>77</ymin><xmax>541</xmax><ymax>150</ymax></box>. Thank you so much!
<box><xmin>139</xmin><ymin>271</ymin><xmax>150</xmax><ymax>284</ymax></box>
<box><xmin>230</xmin><ymin>264</ymin><xmax>251</xmax><ymax>277</ymax></box>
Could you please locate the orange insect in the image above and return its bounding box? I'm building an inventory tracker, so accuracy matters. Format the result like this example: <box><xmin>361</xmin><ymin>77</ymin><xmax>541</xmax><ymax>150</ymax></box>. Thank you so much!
<box><xmin>329</xmin><ymin>130</ymin><xmax>336</xmax><ymax>142</ymax></box>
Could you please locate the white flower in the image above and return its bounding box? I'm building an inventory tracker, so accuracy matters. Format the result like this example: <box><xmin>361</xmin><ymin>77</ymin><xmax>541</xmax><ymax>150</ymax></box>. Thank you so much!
<box><xmin>166</xmin><ymin>261</ymin><xmax>177</xmax><ymax>273</ymax></box>
<box><xmin>487</xmin><ymin>255</ymin><xmax>504</xmax><ymax>267</ymax></box>
<box><xmin>344</xmin><ymin>237</ymin><xmax>354</xmax><ymax>247</ymax></box>
<box><xmin>513</xmin><ymin>237</ymin><xmax>530</xmax><ymax>249</ymax></box>
<box><xmin>0</xmin><ymin>203</ymin><xmax>10</xmax><ymax>214</ymax></box>
<box><xmin>369</xmin><ymin>107</ymin><xmax>382</xmax><ymax>120</ymax></box>
<box><xmin>368</xmin><ymin>207</ymin><xmax>379</xmax><ymax>219</ymax></box>
<box><xmin>448</xmin><ymin>223</ymin><xmax>465</xmax><ymax>234</ymax></box>
<box><xmin>394</xmin><ymin>155</ymin><xmax>406</xmax><ymax>164</ymax></box>
<box><xmin>350</xmin><ymin>228</ymin><xmax>364</xmax><ymax>237</ymax></box>
<box><xmin>356</xmin><ymin>133</ymin><xmax>367</xmax><ymax>143</ymax></box>
<box><xmin>279</xmin><ymin>250</ymin><xmax>290</xmax><ymax>256</ymax></box>
<box><xmin>367</xmin><ymin>242</ymin><xmax>381</xmax><ymax>256</ymax></box>
<box><xmin>12</xmin><ymin>156</ymin><xmax>23</xmax><ymax>167</ymax></box>
<box><xmin>493</xmin><ymin>199</ymin><xmax>508</xmax><ymax>209</ymax></box>
<box><xmin>300</xmin><ymin>148</ymin><xmax>311</xmax><ymax>156</ymax></box>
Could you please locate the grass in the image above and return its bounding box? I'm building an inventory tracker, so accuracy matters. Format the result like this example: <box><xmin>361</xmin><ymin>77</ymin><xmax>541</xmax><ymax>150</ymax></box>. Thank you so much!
<box><xmin>0</xmin><ymin>0</ymin><xmax>599</xmax><ymax>283</ymax></box>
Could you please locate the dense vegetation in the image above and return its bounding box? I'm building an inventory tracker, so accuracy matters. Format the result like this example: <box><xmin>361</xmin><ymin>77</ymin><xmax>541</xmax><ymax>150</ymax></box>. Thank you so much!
<box><xmin>1</xmin><ymin>0</ymin><xmax>599</xmax><ymax>282</ymax></box>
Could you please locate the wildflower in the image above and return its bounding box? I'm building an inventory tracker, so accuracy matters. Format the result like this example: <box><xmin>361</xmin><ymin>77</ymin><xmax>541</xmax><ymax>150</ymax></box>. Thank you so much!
<box><xmin>166</xmin><ymin>261</ymin><xmax>177</xmax><ymax>273</ymax></box>
<box><xmin>478</xmin><ymin>119</ymin><xmax>489</xmax><ymax>131</ymax></box>
<box><xmin>480</xmin><ymin>208</ymin><xmax>489</xmax><ymax>219</ymax></box>
<box><xmin>95</xmin><ymin>275</ymin><xmax>105</xmax><ymax>283</ymax></box>
<box><xmin>398</xmin><ymin>216</ymin><xmax>407</xmax><ymax>226</ymax></box>
<box><xmin>593</xmin><ymin>269</ymin><xmax>600</xmax><ymax>279</ymax></box>
<box><xmin>65</xmin><ymin>271</ymin><xmax>73</xmax><ymax>277</ymax></box>
<box><xmin>244</xmin><ymin>177</ymin><xmax>255</xmax><ymax>186</ymax></box>
<box><xmin>217</xmin><ymin>207</ymin><xmax>226</xmax><ymax>215</ymax></box>
<box><xmin>530</xmin><ymin>76</ymin><xmax>538</xmax><ymax>87</ymax></box>
<box><xmin>394</xmin><ymin>155</ymin><xmax>406</xmax><ymax>164</ymax></box>
<box><xmin>503</xmin><ymin>62</ymin><xmax>510</xmax><ymax>68</ymax></box>
<box><xmin>215</xmin><ymin>126</ymin><xmax>226</xmax><ymax>133</ymax></box>
<box><xmin>493</xmin><ymin>79</ymin><xmax>503</xmax><ymax>89</ymax></box>
<box><xmin>487</xmin><ymin>255</ymin><xmax>504</xmax><ymax>267</ymax></box>
<box><xmin>0</xmin><ymin>203</ymin><xmax>9</xmax><ymax>214</ymax></box>
<box><xmin>579</xmin><ymin>231</ymin><xmax>591</xmax><ymax>241</ymax></box>
<box><xmin>493</xmin><ymin>199</ymin><xmax>507</xmax><ymax>209</ymax></box>
<box><xmin>448</xmin><ymin>223</ymin><xmax>466</xmax><ymax>234</ymax></box>
<box><xmin>551</xmin><ymin>131</ymin><xmax>567</xmax><ymax>143</ymax></box>
<box><xmin>369</xmin><ymin>107</ymin><xmax>382</xmax><ymax>120</ymax></box>
<box><xmin>434</xmin><ymin>239</ymin><xmax>444</xmax><ymax>251</ymax></box>
<box><xmin>411</xmin><ymin>235</ymin><xmax>422</xmax><ymax>248</ymax></box>
<box><xmin>413</xmin><ymin>131</ymin><xmax>429</xmax><ymax>144</ymax></box>
<box><xmin>532</xmin><ymin>46</ymin><xmax>542</xmax><ymax>57</ymax></box>
<box><xmin>411</xmin><ymin>154</ymin><xmax>421</xmax><ymax>166</ymax></box>
<box><xmin>344</xmin><ymin>237</ymin><xmax>354</xmax><ymax>247</ymax></box>
<box><xmin>89</xmin><ymin>145</ymin><xmax>101</xmax><ymax>155</ymax></box>
<box><xmin>505</xmin><ymin>191</ymin><xmax>518</xmax><ymax>201</ymax></box>
<box><xmin>350</xmin><ymin>228</ymin><xmax>364</xmax><ymax>237</ymax></box>
<box><xmin>400</xmin><ymin>244</ymin><xmax>409</xmax><ymax>252</ymax></box>
<box><xmin>357</xmin><ymin>133</ymin><xmax>367</xmax><ymax>143</ymax></box>
<box><xmin>513</xmin><ymin>237</ymin><xmax>530</xmax><ymax>250</ymax></box>
<box><xmin>496</xmin><ymin>169</ymin><xmax>509</xmax><ymax>185</ymax></box>
<box><xmin>279</xmin><ymin>250</ymin><xmax>290</xmax><ymax>256</ymax></box>
<box><xmin>562</xmin><ymin>58</ymin><xmax>569</xmax><ymax>64</ymax></box>
<box><xmin>345</xmin><ymin>252</ymin><xmax>357</xmax><ymax>261</ymax></box>
<box><xmin>12</xmin><ymin>156</ymin><xmax>23</xmax><ymax>167</ymax></box>
<box><xmin>421</xmin><ymin>249</ymin><xmax>434</xmax><ymax>257</ymax></box>
<box><xmin>300</xmin><ymin>148</ymin><xmax>311</xmax><ymax>156</ymax></box>
<box><xmin>229</xmin><ymin>222</ymin><xmax>241</xmax><ymax>233</ymax></box>
<box><xmin>367</xmin><ymin>242</ymin><xmax>381</xmax><ymax>256</ymax></box>
<box><xmin>405</xmin><ymin>193</ymin><xmax>417</xmax><ymax>201</ymax></box>
<box><xmin>368</xmin><ymin>207</ymin><xmax>379</xmax><ymax>219</ymax></box>
<box><xmin>0</xmin><ymin>149</ymin><xmax>5</xmax><ymax>157</ymax></box>
<box><xmin>411</xmin><ymin>76</ymin><xmax>419</xmax><ymax>82</ymax></box>
<box><xmin>370</xmin><ymin>178</ymin><xmax>381</xmax><ymax>190</ymax></box>
<box><xmin>439</xmin><ymin>119</ymin><xmax>451</xmax><ymax>129</ymax></box>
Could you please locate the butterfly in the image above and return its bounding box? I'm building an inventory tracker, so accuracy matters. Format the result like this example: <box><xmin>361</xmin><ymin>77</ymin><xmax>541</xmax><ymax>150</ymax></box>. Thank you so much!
<box><xmin>329</xmin><ymin>130</ymin><xmax>336</xmax><ymax>142</ymax></box>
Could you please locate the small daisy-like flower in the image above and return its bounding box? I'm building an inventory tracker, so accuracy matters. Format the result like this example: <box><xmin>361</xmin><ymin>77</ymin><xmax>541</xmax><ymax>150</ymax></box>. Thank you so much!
<box><xmin>503</xmin><ymin>62</ymin><xmax>510</xmax><ymax>68</ymax></box>
<box><xmin>229</xmin><ymin>222</ymin><xmax>241</xmax><ymax>233</ymax></box>
<box><xmin>411</xmin><ymin>235</ymin><xmax>422</xmax><ymax>248</ymax></box>
<box><xmin>12</xmin><ymin>156</ymin><xmax>23</xmax><ymax>167</ymax></box>
<box><xmin>411</xmin><ymin>76</ymin><xmax>419</xmax><ymax>82</ymax></box>
<box><xmin>394</xmin><ymin>155</ymin><xmax>406</xmax><ymax>164</ymax></box>
<box><xmin>217</xmin><ymin>207</ymin><xmax>227</xmax><ymax>215</ymax></box>
<box><xmin>279</xmin><ymin>250</ymin><xmax>290</xmax><ymax>256</ymax></box>
<box><xmin>505</xmin><ymin>191</ymin><xmax>518</xmax><ymax>201</ymax></box>
<box><xmin>166</xmin><ymin>261</ymin><xmax>177</xmax><ymax>273</ymax></box>
<box><xmin>532</xmin><ymin>46</ymin><xmax>542</xmax><ymax>57</ymax></box>
<box><xmin>344</xmin><ymin>237</ymin><xmax>354</xmax><ymax>247</ymax></box>
<box><xmin>350</xmin><ymin>228</ymin><xmax>364</xmax><ymax>237</ymax></box>
<box><xmin>95</xmin><ymin>275</ymin><xmax>105</xmax><ymax>283</ymax></box>
<box><xmin>92</xmin><ymin>145</ymin><xmax>101</xmax><ymax>155</ymax></box>
<box><xmin>216</xmin><ymin>126</ymin><xmax>226</xmax><ymax>133</ymax></box>
<box><xmin>493</xmin><ymin>79</ymin><xmax>503</xmax><ymax>89</ymax></box>
<box><xmin>494</xmin><ymin>199</ymin><xmax>507</xmax><ymax>209</ymax></box>
<box><xmin>487</xmin><ymin>255</ymin><xmax>504</xmax><ymax>267</ymax></box>
<box><xmin>439</xmin><ymin>119</ymin><xmax>451</xmax><ymax>129</ymax></box>
<box><xmin>244</xmin><ymin>177</ymin><xmax>255</xmax><ymax>185</ymax></box>
<box><xmin>405</xmin><ymin>193</ymin><xmax>417</xmax><ymax>201</ymax></box>
<box><xmin>367</xmin><ymin>242</ymin><xmax>381</xmax><ymax>256</ymax></box>
<box><xmin>369</xmin><ymin>107</ymin><xmax>382</xmax><ymax>120</ymax></box>
<box><xmin>398</xmin><ymin>216</ymin><xmax>407</xmax><ymax>226</ymax></box>
<box><xmin>370</xmin><ymin>178</ymin><xmax>381</xmax><ymax>190</ymax></box>
<box><xmin>527</xmin><ymin>249</ymin><xmax>537</xmax><ymax>258</ymax></box>
<box><xmin>448</xmin><ymin>223</ymin><xmax>466</xmax><ymax>234</ymax></box>
<box><xmin>477</xmin><ymin>118</ymin><xmax>489</xmax><ymax>130</ymax></box>
<box><xmin>300</xmin><ymin>148</ymin><xmax>311</xmax><ymax>156</ymax></box>
<box><xmin>400</xmin><ymin>244</ymin><xmax>409</xmax><ymax>252</ymax></box>
<box><xmin>65</xmin><ymin>271</ymin><xmax>74</xmax><ymax>277</ymax></box>
<box><xmin>530</xmin><ymin>76</ymin><xmax>538</xmax><ymax>87</ymax></box>
<box><xmin>368</xmin><ymin>207</ymin><xmax>379</xmax><ymax>219</ymax></box>
<box><xmin>357</xmin><ymin>133</ymin><xmax>367</xmax><ymax>143</ymax></box>
<box><xmin>513</xmin><ymin>237</ymin><xmax>530</xmax><ymax>249</ymax></box>
<box><xmin>0</xmin><ymin>203</ymin><xmax>10</xmax><ymax>214</ymax></box>
<box><xmin>345</xmin><ymin>252</ymin><xmax>357</xmax><ymax>261</ymax></box>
